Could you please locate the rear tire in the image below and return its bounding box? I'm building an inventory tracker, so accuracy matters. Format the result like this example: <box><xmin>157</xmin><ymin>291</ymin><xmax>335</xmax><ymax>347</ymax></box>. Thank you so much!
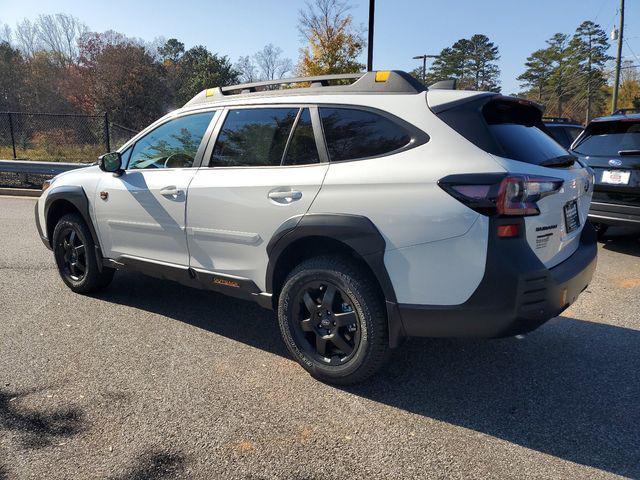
<box><xmin>592</xmin><ymin>222</ymin><xmax>609</xmax><ymax>240</ymax></box>
<box><xmin>278</xmin><ymin>255</ymin><xmax>389</xmax><ymax>385</ymax></box>
<box><xmin>52</xmin><ymin>213</ymin><xmax>114</xmax><ymax>293</ymax></box>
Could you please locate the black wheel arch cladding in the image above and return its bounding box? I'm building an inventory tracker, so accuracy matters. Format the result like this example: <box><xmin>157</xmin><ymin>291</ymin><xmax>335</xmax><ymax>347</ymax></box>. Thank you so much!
<box><xmin>44</xmin><ymin>185</ymin><xmax>104</xmax><ymax>268</ymax></box>
<box><xmin>266</xmin><ymin>213</ymin><xmax>405</xmax><ymax>347</ymax></box>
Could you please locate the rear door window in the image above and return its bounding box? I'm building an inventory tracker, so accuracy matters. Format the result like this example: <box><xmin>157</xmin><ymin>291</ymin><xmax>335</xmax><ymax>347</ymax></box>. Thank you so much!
<box><xmin>283</xmin><ymin>108</ymin><xmax>320</xmax><ymax>166</ymax></box>
<box><xmin>210</xmin><ymin>108</ymin><xmax>298</xmax><ymax>167</ymax></box>
<box><xmin>573</xmin><ymin>120</ymin><xmax>640</xmax><ymax>156</ymax></box>
<box><xmin>319</xmin><ymin>107</ymin><xmax>412</xmax><ymax>162</ymax></box>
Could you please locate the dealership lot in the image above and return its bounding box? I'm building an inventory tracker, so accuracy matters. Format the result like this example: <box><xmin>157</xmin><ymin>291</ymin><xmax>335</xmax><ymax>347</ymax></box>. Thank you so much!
<box><xmin>1</xmin><ymin>196</ymin><xmax>639</xmax><ymax>479</ymax></box>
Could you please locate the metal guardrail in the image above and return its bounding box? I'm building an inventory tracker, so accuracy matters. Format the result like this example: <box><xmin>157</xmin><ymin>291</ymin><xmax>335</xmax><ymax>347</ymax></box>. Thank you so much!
<box><xmin>0</xmin><ymin>159</ymin><xmax>92</xmax><ymax>175</ymax></box>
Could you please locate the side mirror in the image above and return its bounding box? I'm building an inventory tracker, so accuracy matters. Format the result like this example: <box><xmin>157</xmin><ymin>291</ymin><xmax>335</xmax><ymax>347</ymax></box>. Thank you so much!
<box><xmin>98</xmin><ymin>152</ymin><xmax>123</xmax><ymax>176</ymax></box>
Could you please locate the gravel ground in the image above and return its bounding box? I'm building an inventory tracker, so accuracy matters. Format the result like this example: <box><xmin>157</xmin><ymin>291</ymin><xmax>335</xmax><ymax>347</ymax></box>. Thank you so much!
<box><xmin>1</xmin><ymin>196</ymin><xmax>639</xmax><ymax>480</ymax></box>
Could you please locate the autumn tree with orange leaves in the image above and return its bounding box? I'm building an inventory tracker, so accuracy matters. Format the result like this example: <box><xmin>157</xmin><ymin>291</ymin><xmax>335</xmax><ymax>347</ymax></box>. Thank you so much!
<box><xmin>296</xmin><ymin>0</ymin><xmax>365</xmax><ymax>76</ymax></box>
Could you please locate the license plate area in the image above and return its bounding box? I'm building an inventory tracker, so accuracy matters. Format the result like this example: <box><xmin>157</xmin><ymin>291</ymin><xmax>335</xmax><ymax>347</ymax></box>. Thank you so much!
<box><xmin>564</xmin><ymin>199</ymin><xmax>580</xmax><ymax>234</ymax></box>
<box><xmin>601</xmin><ymin>170</ymin><xmax>631</xmax><ymax>185</ymax></box>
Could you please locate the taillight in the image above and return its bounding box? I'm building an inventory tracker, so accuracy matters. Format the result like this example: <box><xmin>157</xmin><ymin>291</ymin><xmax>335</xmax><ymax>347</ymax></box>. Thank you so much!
<box><xmin>438</xmin><ymin>173</ymin><xmax>563</xmax><ymax>217</ymax></box>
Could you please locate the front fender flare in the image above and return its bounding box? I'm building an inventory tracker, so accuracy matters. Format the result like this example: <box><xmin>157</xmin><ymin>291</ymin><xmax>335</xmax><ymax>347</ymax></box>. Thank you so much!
<box><xmin>44</xmin><ymin>185</ymin><xmax>104</xmax><ymax>268</ymax></box>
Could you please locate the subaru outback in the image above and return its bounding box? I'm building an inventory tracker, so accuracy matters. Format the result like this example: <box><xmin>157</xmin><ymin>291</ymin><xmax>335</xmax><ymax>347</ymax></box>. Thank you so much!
<box><xmin>36</xmin><ymin>71</ymin><xmax>597</xmax><ymax>384</ymax></box>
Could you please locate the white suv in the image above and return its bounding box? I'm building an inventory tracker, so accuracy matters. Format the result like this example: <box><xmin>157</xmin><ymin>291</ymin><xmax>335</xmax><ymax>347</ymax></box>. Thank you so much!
<box><xmin>35</xmin><ymin>71</ymin><xmax>597</xmax><ymax>384</ymax></box>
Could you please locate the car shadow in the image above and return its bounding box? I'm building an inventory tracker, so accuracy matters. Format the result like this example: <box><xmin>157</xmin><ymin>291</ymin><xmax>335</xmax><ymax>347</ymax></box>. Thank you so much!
<box><xmin>600</xmin><ymin>225</ymin><xmax>640</xmax><ymax>256</ymax></box>
<box><xmin>100</xmin><ymin>272</ymin><xmax>640</xmax><ymax>478</ymax></box>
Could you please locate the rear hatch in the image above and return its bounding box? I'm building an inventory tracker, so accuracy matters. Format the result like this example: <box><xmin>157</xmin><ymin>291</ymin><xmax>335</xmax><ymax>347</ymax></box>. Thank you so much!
<box><xmin>431</xmin><ymin>93</ymin><xmax>593</xmax><ymax>268</ymax></box>
<box><xmin>570</xmin><ymin>117</ymin><xmax>640</xmax><ymax>206</ymax></box>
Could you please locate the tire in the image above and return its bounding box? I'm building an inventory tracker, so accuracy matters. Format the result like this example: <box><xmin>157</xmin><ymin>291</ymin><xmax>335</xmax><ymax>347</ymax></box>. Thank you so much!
<box><xmin>52</xmin><ymin>213</ymin><xmax>114</xmax><ymax>293</ymax></box>
<box><xmin>592</xmin><ymin>222</ymin><xmax>609</xmax><ymax>240</ymax></box>
<box><xmin>278</xmin><ymin>255</ymin><xmax>390</xmax><ymax>385</ymax></box>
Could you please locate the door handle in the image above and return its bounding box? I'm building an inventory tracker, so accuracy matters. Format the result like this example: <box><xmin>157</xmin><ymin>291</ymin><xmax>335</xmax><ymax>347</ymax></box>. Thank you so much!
<box><xmin>160</xmin><ymin>186</ymin><xmax>184</xmax><ymax>197</ymax></box>
<box><xmin>268</xmin><ymin>189</ymin><xmax>303</xmax><ymax>202</ymax></box>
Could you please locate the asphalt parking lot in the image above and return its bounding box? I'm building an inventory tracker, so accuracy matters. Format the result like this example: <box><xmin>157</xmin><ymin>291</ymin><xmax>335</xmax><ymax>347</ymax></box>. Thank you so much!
<box><xmin>1</xmin><ymin>196</ymin><xmax>639</xmax><ymax>480</ymax></box>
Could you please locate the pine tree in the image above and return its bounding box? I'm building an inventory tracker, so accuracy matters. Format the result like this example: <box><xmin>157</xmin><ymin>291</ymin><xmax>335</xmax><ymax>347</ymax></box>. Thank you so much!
<box><xmin>569</xmin><ymin>21</ymin><xmax>611</xmax><ymax>122</ymax></box>
<box><xmin>424</xmin><ymin>35</ymin><xmax>500</xmax><ymax>92</ymax></box>
<box><xmin>517</xmin><ymin>48</ymin><xmax>554</xmax><ymax>102</ymax></box>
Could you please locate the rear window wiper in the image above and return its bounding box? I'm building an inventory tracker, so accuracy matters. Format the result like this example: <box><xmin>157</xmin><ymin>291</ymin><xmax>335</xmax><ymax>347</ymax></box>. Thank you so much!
<box><xmin>539</xmin><ymin>155</ymin><xmax>576</xmax><ymax>168</ymax></box>
<box><xmin>618</xmin><ymin>150</ymin><xmax>640</xmax><ymax>156</ymax></box>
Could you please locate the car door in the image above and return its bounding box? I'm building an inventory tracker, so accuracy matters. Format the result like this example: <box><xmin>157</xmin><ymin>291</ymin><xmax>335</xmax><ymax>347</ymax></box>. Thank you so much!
<box><xmin>95</xmin><ymin>111</ymin><xmax>218</xmax><ymax>266</ymax></box>
<box><xmin>186</xmin><ymin>106</ymin><xmax>328</xmax><ymax>290</ymax></box>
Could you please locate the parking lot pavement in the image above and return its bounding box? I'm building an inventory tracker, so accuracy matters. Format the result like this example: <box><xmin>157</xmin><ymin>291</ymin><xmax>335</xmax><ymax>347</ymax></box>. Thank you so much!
<box><xmin>1</xmin><ymin>195</ymin><xmax>639</xmax><ymax>480</ymax></box>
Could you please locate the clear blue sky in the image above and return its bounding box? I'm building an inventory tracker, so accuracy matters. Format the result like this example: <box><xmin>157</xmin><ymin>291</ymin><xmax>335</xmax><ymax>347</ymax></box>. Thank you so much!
<box><xmin>1</xmin><ymin>0</ymin><xmax>638</xmax><ymax>94</ymax></box>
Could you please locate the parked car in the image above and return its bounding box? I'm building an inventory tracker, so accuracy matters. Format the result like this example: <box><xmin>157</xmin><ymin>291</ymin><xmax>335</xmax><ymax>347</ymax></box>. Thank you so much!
<box><xmin>570</xmin><ymin>111</ymin><xmax>640</xmax><ymax>237</ymax></box>
<box><xmin>35</xmin><ymin>71</ymin><xmax>597</xmax><ymax>384</ymax></box>
<box><xmin>543</xmin><ymin>117</ymin><xmax>584</xmax><ymax>149</ymax></box>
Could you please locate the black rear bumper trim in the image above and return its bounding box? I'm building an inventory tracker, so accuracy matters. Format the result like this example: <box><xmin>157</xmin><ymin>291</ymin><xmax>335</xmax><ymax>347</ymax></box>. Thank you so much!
<box><xmin>398</xmin><ymin>220</ymin><xmax>597</xmax><ymax>338</ymax></box>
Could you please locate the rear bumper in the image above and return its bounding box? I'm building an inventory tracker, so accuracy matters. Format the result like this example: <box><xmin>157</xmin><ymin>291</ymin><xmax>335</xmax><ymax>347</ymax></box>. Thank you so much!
<box><xmin>398</xmin><ymin>220</ymin><xmax>597</xmax><ymax>338</ymax></box>
<box><xmin>589</xmin><ymin>201</ymin><xmax>640</xmax><ymax>226</ymax></box>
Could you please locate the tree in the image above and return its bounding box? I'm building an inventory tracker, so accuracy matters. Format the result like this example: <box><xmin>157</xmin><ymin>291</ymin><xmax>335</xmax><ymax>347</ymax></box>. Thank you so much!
<box><xmin>254</xmin><ymin>43</ymin><xmax>292</xmax><ymax>80</ymax></box>
<box><xmin>77</xmin><ymin>31</ymin><xmax>171</xmax><ymax>129</ymax></box>
<box><xmin>423</xmin><ymin>34</ymin><xmax>501</xmax><ymax>92</ymax></box>
<box><xmin>618</xmin><ymin>61</ymin><xmax>640</xmax><ymax>111</ymax></box>
<box><xmin>517</xmin><ymin>48</ymin><xmax>554</xmax><ymax>101</ymax></box>
<box><xmin>14</xmin><ymin>19</ymin><xmax>40</xmax><ymax>57</ymax></box>
<box><xmin>158</xmin><ymin>38</ymin><xmax>184</xmax><ymax>63</ymax></box>
<box><xmin>235</xmin><ymin>55</ymin><xmax>258</xmax><ymax>83</ymax></box>
<box><xmin>0</xmin><ymin>42</ymin><xmax>26</xmax><ymax>110</ymax></box>
<box><xmin>464</xmin><ymin>34</ymin><xmax>501</xmax><ymax>91</ymax></box>
<box><xmin>297</xmin><ymin>0</ymin><xmax>365</xmax><ymax>76</ymax></box>
<box><xmin>569</xmin><ymin>21</ymin><xmax>611</xmax><ymax>122</ymax></box>
<box><xmin>175</xmin><ymin>46</ymin><xmax>238</xmax><ymax>105</ymax></box>
<box><xmin>0</xmin><ymin>23</ymin><xmax>11</xmax><ymax>43</ymax></box>
<box><xmin>235</xmin><ymin>44</ymin><xmax>292</xmax><ymax>83</ymax></box>
<box><xmin>34</xmin><ymin>13</ymin><xmax>87</xmax><ymax>66</ymax></box>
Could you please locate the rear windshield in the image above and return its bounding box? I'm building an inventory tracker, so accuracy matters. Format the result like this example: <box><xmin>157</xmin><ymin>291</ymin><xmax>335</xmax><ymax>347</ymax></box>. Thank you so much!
<box><xmin>435</xmin><ymin>97</ymin><xmax>571</xmax><ymax>166</ymax></box>
<box><xmin>483</xmin><ymin>100</ymin><xmax>569</xmax><ymax>164</ymax></box>
<box><xmin>573</xmin><ymin>120</ymin><xmax>640</xmax><ymax>156</ymax></box>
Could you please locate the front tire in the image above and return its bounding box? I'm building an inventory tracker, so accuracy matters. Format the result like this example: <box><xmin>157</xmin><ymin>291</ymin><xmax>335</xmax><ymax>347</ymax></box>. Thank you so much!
<box><xmin>52</xmin><ymin>213</ymin><xmax>114</xmax><ymax>293</ymax></box>
<box><xmin>278</xmin><ymin>255</ymin><xmax>389</xmax><ymax>384</ymax></box>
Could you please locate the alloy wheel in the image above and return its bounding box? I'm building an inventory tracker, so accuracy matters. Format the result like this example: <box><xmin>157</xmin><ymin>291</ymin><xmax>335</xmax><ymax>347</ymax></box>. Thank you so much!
<box><xmin>291</xmin><ymin>281</ymin><xmax>361</xmax><ymax>366</ymax></box>
<box><xmin>56</xmin><ymin>227</ymin><xmax>86</xmax><ymax>281</ymax></box>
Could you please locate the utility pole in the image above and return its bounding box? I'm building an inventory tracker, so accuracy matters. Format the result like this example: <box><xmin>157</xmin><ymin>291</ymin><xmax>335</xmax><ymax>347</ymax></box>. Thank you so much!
<box><xmin>612</xmin><ymin>0</ymin><xmax>625</xmax><ymax>114</ymax></box>
<box><xmin>412</xmin><ymin>54</ymin><xmax>439</xmax><ymax>84</ymax></box>
<box><xmin>367</xmin><ymin>0</ymin><xmax>375</xmax><ymax>71</ymax></box>
<box><xmin>586</xmin><ymin>36</ymin><xmax>592</xmax><ymax>124</ymax></box>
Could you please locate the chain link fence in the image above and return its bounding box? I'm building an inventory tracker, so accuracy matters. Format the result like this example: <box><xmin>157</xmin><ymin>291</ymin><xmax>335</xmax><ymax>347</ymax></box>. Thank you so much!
<box><xmin>0</xmin><ymin>112</ymin><xmax>138</xmax><ymax>163</ymax></box>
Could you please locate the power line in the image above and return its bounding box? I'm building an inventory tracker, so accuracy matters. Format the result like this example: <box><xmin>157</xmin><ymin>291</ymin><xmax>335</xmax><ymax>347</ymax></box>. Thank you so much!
<box><xmin>624</xmin><ymin>39</ymin><xmax>640</xmax><ymax>62</ymax></box>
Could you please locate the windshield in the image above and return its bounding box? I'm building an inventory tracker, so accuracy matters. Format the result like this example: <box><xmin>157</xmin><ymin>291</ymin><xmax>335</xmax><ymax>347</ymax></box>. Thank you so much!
<box><xmin>573</xmin><ymin>120</ymin><xmax>640</xmax><ymax>156</ymax></box>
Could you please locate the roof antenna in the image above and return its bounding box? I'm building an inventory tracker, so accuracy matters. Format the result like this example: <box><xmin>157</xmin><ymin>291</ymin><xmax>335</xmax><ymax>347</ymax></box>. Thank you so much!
<box><xmin>429</xmin><ymin>79</ymin><xmax>457</xmax><ymax>90</ymax></box>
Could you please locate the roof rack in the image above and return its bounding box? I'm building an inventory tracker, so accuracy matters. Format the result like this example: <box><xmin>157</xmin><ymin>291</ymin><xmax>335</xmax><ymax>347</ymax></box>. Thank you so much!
<box><xmin>542</xmin><ymin>116</ymin><xmax>578</xmax><ymax>124</ymax></box>
<box><xmin>185</xmin><ymin>70</ymin><xmax>425</xmax><ymax>106</ymax></box>
<box><xmin>613</xmin><ymin>108</ymin><xmax>640</xmax><ymax>116</ymax></box>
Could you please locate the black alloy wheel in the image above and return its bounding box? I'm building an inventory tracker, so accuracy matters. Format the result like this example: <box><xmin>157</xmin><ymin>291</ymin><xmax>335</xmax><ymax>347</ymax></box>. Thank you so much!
<box><xmin>278</xmin><ymin>255</ymin><xmax>390</xmax><ymax>384</ymax></box>
<box><xmin>52</xmin><ymin>213</ymin><xmax>115</xmax><ymax>293</ymax></box>
<box><xmin>56</xmin><ymin>227</ymin><xmax>87</xmax><ymax>281</ymax></box>
<box><xmin>291</xmin><ymin>280</ymin><xmax>361</xmax><ymax>365</ymax></box>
